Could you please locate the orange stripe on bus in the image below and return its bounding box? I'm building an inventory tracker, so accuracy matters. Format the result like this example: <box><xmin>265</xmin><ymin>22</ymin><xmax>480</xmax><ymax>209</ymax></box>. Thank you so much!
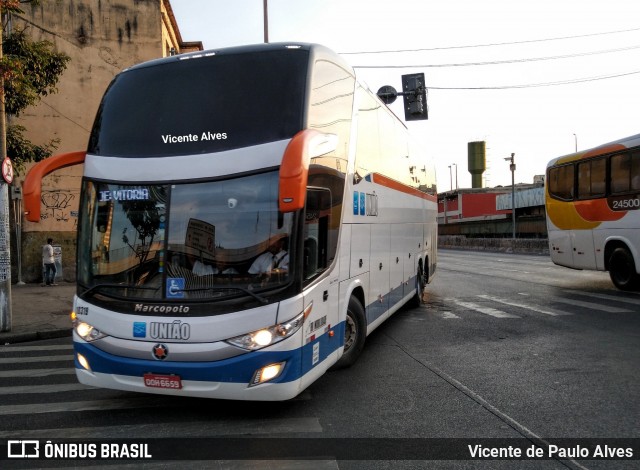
<box><xmin>574</xmin><ymin>198</ymin><xmax>625</xmax><ymax>223</ymax></box>
<box><xmin>370</xmin><ymin>173</ymin><xmax>437</xmax><ymax>202</ymax></box>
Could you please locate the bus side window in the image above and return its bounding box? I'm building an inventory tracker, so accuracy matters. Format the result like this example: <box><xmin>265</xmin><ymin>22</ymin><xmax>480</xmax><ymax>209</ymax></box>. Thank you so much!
<box><xmin>611</xmin><ymin>153</ymin><xmax>631</xmax><ymax>194</ymax></box>
<box><xmin>548</xmin><ymin>164</ymin><xmax>574</xmax><ymax>200</ymax></box>
<box><xmin>578</xmin><ymin>158</ymin><xmax>605</xmax><ymax>199</ymax></box>
<box><xmin>631</xmin><ymin>151</ymin><xmax>640</xmax><ymax>191</ymax></box>
<box><xmin>304</xmin><ymin>188</ymin><xmax>331</xmax><ymax>281</ymax></box>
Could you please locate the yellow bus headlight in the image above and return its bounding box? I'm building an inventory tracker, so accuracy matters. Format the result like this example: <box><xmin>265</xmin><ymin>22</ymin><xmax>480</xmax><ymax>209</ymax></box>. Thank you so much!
<box><xmin>225</xmin><ymin>312</ymin><xmax>304</xmax><ymax>350</ymax></box>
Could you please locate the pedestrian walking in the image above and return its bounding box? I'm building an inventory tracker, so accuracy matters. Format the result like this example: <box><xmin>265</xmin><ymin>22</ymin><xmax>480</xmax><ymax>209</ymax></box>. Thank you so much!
<box><xmin>42</xmin><ymin>238</ymin><xmax>57</xmax><ymax>286</ymax></box>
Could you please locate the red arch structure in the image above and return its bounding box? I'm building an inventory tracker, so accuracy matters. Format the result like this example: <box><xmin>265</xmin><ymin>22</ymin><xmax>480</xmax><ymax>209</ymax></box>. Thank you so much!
<box><xmin>22</xmin><ymin>151</ymin><xmax>86</xmax><ymax>222</ymax></box>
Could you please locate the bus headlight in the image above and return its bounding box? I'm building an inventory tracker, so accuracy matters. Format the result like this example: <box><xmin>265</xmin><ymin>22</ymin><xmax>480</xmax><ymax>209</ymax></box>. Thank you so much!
<box><xmin>225</xmin><ymin>312</ymin><xmax>304</xmax><ymax>350</ymax></box>
<box><xmin>74</xmin><ymin>321</ymin><xmax>107</xmax><ymax>342</ymax></box>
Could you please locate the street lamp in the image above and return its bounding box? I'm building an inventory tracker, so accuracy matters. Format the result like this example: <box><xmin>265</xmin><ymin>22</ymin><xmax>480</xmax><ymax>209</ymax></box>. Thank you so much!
<box><xmin>573</xmin><ymin>133</ymin><xmax>578</xmax><ymax>152</ymax></box>
<box><xmin>448</xmin><ymin>165</ymin><xmax>452</xmax><ymax>191</ymax></box>
<box><xmin>504</xmin><ymin>153</ymin><xmax>516</xmax><ymax>239</ymax></box>
<box><xmin>452</xmin><ymin>163</ymin><xmax>458</xmax><ymax>190</ymax></box>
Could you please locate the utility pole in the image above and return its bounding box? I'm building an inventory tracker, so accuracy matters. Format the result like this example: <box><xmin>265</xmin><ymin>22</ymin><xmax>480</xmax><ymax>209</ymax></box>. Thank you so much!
<box><xmin>0</xmin><ymin>17</ymin><xmax>12</xmax><ymax>332</ymax></box>
<box><xmin>263</xmin><ymin>0</ymin><xmax>269</xmax><ymax>43</ymax></box>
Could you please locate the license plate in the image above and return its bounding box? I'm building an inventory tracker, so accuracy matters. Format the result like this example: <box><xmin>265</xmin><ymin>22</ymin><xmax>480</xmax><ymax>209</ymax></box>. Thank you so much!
<box><xmin>143</xmin><ymin>373</ymin><xmax>182</xmax><ymax>389</ymax></box>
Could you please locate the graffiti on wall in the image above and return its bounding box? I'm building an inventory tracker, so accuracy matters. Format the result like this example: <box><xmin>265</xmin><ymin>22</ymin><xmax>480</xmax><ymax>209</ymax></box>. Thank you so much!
<box><xmin>20</xmin><ymin>158</ymin><xmax>83</xmax><ymax>233</ymax></box>
<box><xmin>40</xmin><ymin>189</ymin><xmax>79</xmax><ymax>229</ymax></box>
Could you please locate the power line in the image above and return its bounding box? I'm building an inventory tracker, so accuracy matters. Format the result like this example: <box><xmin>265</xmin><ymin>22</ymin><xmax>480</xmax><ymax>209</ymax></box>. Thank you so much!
<box><xmin>427</xmin><ymin>69</ymin><xmax>640</xmax><ymax>90</ymax></box>
<box><xmin>353</xmin><ymin>44</ymin><xmax>640</xmax><ymax>69</ymax></box>
<box><xmin>341</xmin><ymin>26</ymin><xmax>640</xmax><ymax>55</ymax></box>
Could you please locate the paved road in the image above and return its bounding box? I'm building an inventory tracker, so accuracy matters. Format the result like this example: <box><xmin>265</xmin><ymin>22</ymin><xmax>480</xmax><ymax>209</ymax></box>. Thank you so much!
<box><xmin>1</xmin><ymin>250</ymin><xmax>638</xmax><ymax>469</ymax></box>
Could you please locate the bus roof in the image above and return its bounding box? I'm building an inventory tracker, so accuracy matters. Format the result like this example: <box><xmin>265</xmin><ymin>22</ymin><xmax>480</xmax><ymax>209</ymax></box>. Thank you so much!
<box><xmin>548</xmin><ymin>132</ymin><xmax>640</xmax><ymax>168</ymax></box>
<box><xmin>123</xmin><ymin>42</ymin><xmax>354</xmax><ymax>76</ymax></box>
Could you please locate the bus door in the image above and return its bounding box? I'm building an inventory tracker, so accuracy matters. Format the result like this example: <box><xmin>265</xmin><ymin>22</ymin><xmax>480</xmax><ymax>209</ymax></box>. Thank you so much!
<box><xmin>390</xmin><ymin>224</ymin><xmax>409</xmax><ymax>306</ymax></box>
<box><xmin>369</xmin><ymin>224</ymin><xmax>390</xmax><ymax>324</ymax></box>
<box><xmin>301</xmin><ymin>188</ymin><xmax>339</xmax><ymax>370</ymax></box>
<box><xmin>548</xmin><ymin>228</ymin><xmax>574</xmax><ymax>268</ymax></box>
<box><xmin>549</xmin><ymin>228</ymin><xmax>596</xmax><ymax>270</ymax></box>
<box><xmin>569</xmin><ymin>230</ymin><xmax>597</xmax><ymax>270</ymax></box>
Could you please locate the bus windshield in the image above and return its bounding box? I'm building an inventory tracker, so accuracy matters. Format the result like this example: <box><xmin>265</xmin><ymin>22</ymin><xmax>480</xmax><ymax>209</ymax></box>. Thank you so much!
<box><xmin>77</xmin><ymin>171</ymin><xmax>294</xmax><ymax>302</ymax></box>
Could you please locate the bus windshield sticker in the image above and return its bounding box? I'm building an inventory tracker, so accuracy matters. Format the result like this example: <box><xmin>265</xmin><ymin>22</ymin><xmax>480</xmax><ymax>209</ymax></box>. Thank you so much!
<box><xmin>166</xmin><ymin>278</ymin><xmax>185</xmax><ymax>299</ymax></box>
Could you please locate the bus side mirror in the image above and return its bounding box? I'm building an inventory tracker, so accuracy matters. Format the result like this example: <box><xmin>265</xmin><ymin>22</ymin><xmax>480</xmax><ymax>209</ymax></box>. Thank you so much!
<box><xmin>279</xmin><ymin>130</ymin><xmax>337</xmax><ymax>213</ymax></box>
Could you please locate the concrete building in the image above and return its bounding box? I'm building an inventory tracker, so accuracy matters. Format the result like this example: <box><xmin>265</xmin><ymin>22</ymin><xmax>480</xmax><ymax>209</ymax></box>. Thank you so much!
<box><xmin>438</xmin><ymin>184</ymin><xmax>547</xmax><ymax>238</ymax></box>
<box><xmin>11</xmin><ymin>0</ymin><xmax>202</xmax><ymax>283</ymax></box>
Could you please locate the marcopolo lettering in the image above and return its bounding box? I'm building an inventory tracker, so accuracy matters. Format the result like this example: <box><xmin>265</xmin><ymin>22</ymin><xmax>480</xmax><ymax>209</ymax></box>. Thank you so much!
<box><xmin>99</xmin><ymin>188</ymin><xmax>150</xmax><ymax>202</ymax></box>
<box><xmin>134</xmin><ymin>304</ymin><xmax>190</xmax><ymax>314</ymax></box>
<box><xmin>150</xmin><ymin>320</ymin><xmax>191</xmax><ymax>340</ymax></box>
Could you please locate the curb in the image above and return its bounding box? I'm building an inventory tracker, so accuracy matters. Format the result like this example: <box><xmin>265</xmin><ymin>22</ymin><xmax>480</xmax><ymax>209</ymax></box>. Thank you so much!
<box><xmin>1</xmin><ymin>328</ymin><xmax>72</xmax><ymax>345</ymax></box>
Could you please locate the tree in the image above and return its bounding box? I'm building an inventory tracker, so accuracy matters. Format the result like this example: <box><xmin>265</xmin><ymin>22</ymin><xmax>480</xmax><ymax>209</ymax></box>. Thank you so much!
<box><xmin>1</xmin><ymin>0</ymin><xmax>70</xmax><ymax>174</ymax></box>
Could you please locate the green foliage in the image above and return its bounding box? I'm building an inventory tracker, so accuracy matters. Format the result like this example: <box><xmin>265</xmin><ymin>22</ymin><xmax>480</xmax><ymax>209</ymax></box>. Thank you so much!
<box><xmin>3</xmin><ymin>30</ymin><xmax>70</xmax><ymax>116</ymax></box>
<box><xmin>7</xmin><ymin>124</ymin><xmax>58</xmax><ymax>174</ymax></box>
<box><xmin>0</xmin><ymin>2</ymin><xmax>70</xmax><ymax>172</ymax></box>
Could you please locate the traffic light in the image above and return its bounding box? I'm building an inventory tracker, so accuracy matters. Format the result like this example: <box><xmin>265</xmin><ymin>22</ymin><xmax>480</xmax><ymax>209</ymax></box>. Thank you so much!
<box><xmin>401</xmin><ymin>73</ymin><xmax>428</xmax><ymax>121</ymax></box>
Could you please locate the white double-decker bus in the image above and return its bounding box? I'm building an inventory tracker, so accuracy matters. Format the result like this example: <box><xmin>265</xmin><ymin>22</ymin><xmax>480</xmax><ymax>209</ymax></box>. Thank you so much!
<box><xmin>24</xmin><ymin>43</ymin><xmax>437</xmax><ymax>400</ymax></box>
<box><xmin>546</xmin><ymin>133</ymin><xmax>640</xmax><ymax>291</ymax></box>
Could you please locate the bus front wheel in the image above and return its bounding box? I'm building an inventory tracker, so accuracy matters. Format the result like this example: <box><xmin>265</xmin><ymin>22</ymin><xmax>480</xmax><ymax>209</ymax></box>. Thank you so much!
<box><xmin>331</xmin><ymin>296</ymin><xmax>366</xmax><ymax>370</ymax></box>
<box><xmin>609</xmin><ymin>247</ymin><xmax>640</xmax><ymax>291</ymax></box>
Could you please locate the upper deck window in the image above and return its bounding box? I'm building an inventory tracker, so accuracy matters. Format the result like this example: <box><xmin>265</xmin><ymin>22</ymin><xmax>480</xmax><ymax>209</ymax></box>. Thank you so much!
<box><xmin>88</xmin><ymin>50</ymin><xmax>308</xmax><ymax>157</ymax></box>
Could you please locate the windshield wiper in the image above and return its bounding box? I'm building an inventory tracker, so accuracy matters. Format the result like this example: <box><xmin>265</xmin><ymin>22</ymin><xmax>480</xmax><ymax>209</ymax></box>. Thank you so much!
<box><xmin>181</xmin><ymin>286</ymin><xmax>268</xmax><ymax>304</ymax></box>
<box><xmin>81</xmin><ymin>284</ymin><xmax>268</xmax><ymax>305</ymax></box>
<box><xmin>81</xmin><ymin>283</ymin><xmax>160</xmax><ymax>298</ymax></box>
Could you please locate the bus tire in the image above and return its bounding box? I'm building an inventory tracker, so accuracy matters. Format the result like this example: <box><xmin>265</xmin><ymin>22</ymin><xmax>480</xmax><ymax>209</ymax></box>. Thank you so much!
<box><xmin>331</xmin><ymin>296</ymin><xmax>366</xmax><ymax>370</ymax></box>
<box><xmin>608</xmin><ymin>247</ymin><xmax>640</xmax><ymax>291</ymax></box>
<box><xmin>409</xmin><ymin>264</ymin><xmax>425</xmax><ymax>308</ymax></box>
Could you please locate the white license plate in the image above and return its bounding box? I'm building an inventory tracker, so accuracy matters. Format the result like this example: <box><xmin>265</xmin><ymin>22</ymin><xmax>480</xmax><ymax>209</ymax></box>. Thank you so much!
<box><xmin>143</xmin><ymin>373</ymin><xmax>182</xmax><ymax>389</ymax></box>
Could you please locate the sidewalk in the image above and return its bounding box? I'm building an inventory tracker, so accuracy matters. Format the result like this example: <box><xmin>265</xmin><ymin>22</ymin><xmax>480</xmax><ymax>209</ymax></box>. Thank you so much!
<box><xmin>0</xmin><ymin>282</ymin><xmax>76</xmax><ymax>345</ymax></box>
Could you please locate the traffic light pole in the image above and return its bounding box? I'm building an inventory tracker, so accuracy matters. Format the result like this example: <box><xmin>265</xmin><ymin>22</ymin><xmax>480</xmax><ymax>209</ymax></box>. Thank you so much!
<box><xmin>377</xmin><ymin>73</ymin><xmax>428</xmax><ymax>121</ymax></box>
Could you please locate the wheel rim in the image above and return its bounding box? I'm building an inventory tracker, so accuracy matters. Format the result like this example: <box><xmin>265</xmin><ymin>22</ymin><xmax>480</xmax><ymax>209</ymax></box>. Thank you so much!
<box><xmin>344</xmin><ymin>314</ymin><xmax>356</xmax><ymax>351</ymax></box>
<box><xmin>612</xmin><ymin>255</ymin><xmax>633</xmax><ymax>285</ymax></box>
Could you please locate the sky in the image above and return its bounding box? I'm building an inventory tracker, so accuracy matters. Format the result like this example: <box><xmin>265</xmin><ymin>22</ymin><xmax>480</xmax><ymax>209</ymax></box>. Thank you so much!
<box><xmin>170</xmin><ymin>0</ymin><xmax>640</xmax><ymax>190</ymax></box>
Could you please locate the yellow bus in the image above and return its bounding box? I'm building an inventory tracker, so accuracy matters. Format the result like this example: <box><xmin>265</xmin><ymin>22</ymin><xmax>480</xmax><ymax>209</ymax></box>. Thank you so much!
<box><xmin>546</xmin><ymin>133</ymin><xmax>640</xmax><ymax>290</ymax></box>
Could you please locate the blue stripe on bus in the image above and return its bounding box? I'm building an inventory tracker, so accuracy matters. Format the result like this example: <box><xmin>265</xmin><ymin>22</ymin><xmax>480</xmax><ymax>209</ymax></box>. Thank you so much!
<box><xmin>74</xmin><ymin>274</ymin><xmax>418</xmax><ymax>385</ymax></box>
<box><xmin>74</xmin><ymin>321</ymin><xmax>346</xmax><ymax>385</ymax></box>
<box><xmin>365</xmin><ymin>274</ymin><xmax>416</xmax><ymax>325</ymax></box>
